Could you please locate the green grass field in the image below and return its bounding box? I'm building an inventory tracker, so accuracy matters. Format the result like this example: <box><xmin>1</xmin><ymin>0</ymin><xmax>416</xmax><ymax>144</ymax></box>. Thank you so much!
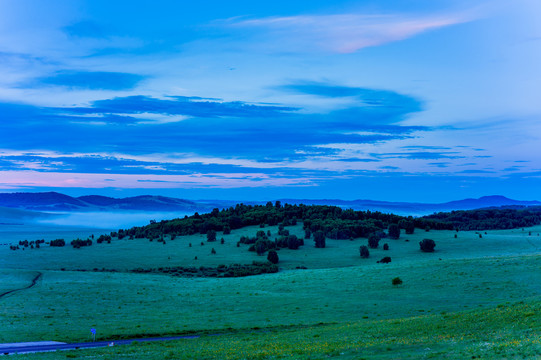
<box><xmin>0</xmin><ymin>222</ymin><xmax>539</xmax><ymax>359</ymax></box>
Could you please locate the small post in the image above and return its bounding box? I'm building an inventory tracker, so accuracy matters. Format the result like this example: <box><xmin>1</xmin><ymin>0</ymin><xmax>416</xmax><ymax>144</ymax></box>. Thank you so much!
<box><xmin>90</xmin><ymin>328</ymin><xmax>96</xmax><ymax>342</ymax></box>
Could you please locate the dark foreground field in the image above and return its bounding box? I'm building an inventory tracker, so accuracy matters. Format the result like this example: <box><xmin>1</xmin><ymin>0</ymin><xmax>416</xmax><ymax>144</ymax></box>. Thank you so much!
<box><xmin>0</xmin><ymin>220</ymin><xmax>539</xmax><ymax>359</ymax></box>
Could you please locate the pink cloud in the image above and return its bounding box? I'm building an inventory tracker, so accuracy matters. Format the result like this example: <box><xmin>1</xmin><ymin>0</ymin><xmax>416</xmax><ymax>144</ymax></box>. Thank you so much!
<box><xmin>227</xmin><ymin>13</ymin><xmax>474</xmax><ymax>53</ymax></box>
<box><xmin>0</xmin><ymin>171</ymin><xmax>313</xmax><ymax>189</ymax></box>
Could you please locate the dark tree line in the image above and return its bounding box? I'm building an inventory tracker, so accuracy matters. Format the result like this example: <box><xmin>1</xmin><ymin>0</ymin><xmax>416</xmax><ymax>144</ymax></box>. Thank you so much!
<box><xmin>96</xmin><ymin>204</ymin><xmax>541</xmax><ymax>245</ymax></box>
<box><xmin>419</xmin><ymin>207</ymin><xmax>541</xmax><ymax>230</ymax></box>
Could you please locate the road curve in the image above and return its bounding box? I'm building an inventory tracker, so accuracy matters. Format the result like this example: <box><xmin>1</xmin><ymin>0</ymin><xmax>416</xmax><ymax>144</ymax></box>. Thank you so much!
<box><xmin>0</xmin><ymin>335</ymin><xmax>201</xmax><ymax>355</ymax></box>
<box><xmin>0</xmin><ymin>272</ymin><xmax>42</xmax><ymax>299</ymax></box>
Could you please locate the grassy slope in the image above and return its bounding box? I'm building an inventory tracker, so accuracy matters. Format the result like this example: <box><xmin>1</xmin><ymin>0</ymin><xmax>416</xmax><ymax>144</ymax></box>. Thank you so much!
<box><xmin>0</xmin><ymin>223</ymin><xmax>540</xmax><ymax>359</ymax></box>
<box><xmin>1</xmin><ymin>224</ymin><xmax>540</xmax><ymax>271</ymax></box>
<box><xmin>12</xmin><ymin>300</ymin><xmax>541</xmax><ymax>359</ymax></box>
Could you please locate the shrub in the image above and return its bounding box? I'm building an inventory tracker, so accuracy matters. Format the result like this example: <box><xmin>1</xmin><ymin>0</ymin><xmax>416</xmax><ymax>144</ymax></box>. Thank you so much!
<box><xmin>383</xmin><ymin>243</ymin><xmax>389</xmax><ymax>250</ymax></box>
<box><xmin>50</xmin><ymin>239</ymin><xmax>65</xmax><ymax>247</ymax></box>
<box><xmin>420</xmin><ymin>238</ymin><xmax>436</xmax><ymax>252</ymax></box>
<box><xmin>368</xmin><ymin>233</ymin><xmax>380</xmax><ymax>248</ymax></box>
<box><xmin>211</xmin><ymin>248</ymin><xmax>216</xmax><ymax>255</ymax></box>
<box><xmin>220</xmin><ymin>238</ymin><xmax>225</xmax><ymax>244</ymax></box>
<box><xmin>287</xmin><ymin>235</ymin><xmax>301</xmax><ymax>250</ymax></box>
<box><xmin>392</xmin><ymin>277</ymin><xmax>403</xmax><ymax>286</ymax></box>
<box><xmin>359</xmin><ymin>245</ymin><xmax>369</xmax><ymax>258</ymax></box>
<box><xmin>313</xmin><ymin>231</ymin><xmax>326</xmax><ymax>248</ymax></box>
<box><xmin>388</xmin><ymin>224</ymin><xmax>400</xmax><ymax>239</ymax></box>
<box><xmin>207</xmin><ymin>230</ymin><xmax>217</xmax><ymax>242</ymax></box>
<box><xmin>378</xmin><ymin>256</ymin><xmax>391</xmax><ymax>264</ymax></box>
<box><xmin>267</xmin><ymin>250</ymin><xmax>279</xmax><ymax>264</ymax></box>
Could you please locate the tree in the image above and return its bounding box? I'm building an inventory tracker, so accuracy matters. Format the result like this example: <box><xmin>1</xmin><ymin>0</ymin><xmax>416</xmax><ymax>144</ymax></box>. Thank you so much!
<box><xmin>255</xmin><ymin>240</ymin><xmax>267</xmax><ymax>256</ymax></box>
<box><xmin>207</xmin><ymin>229</ymin><xmax>217</xmax><ymax>242</ymax></box>
<box><xmin>313</xmin><ymin>231</ymin><xmax>326</xmax><ymax>248</ymax></box>
<box><xmin>359</xmin><ymin>245</ymin><xmax>370</xmax><ymax>258</ymax></box>
<box><xmin>419</xmin><ymin>238</ymin><xmax>436</xmax><ymax>252</ymax></box>
<box><xmin>368</xmin><ymin>233</ymin><xmax>380</xmax><ymax>249</ymax></box>
<box><xmin>383</xmin><ymin>243</ymin><xmax>389</xmax><ymax>250</ymax></box>
<box><xmin>223</xmin><ymin>226</ymin><xmax>231</xmax><ymax>235</ymax></box>
<box><xmin>211</xmin><ymin>248</ymin><xmax>216</xmax><ymax>255</ymax></box>
<box><xmin>404</xmin><ymin>221</ymin><xmax>415</xmax><ymax>234</ymax></box>
<box><xmin>287</xmin><ymin>235</ymin><xmax>301</xmax><ymax>250</ymax></box>
<box><xmin>267</xmin><ymin>250</ymin><xmax>279</xmax><ymax>264</ymax></box>
<box><xmin>388</xmin><ymin>224</ymin><xmax>400</xmax><ymax>239</ymax></box>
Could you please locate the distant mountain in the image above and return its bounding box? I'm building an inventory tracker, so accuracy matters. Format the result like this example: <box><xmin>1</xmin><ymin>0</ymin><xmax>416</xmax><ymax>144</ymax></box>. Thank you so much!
<box><xmin>78</xmin><ymin>195</ymin><xmax>201</xmax><ymax>211</ymax></box>
<box><xmin>0</xmin><ymin>192</ymin><xmax>539</xmax><ymax>216</ymax></box>
<box><xmin>0</xmin><ymin>192</ymin><xmax>214</xmax><ymax>213</ymax></box>
<box><xmin>276</xmin><ymin>195</ymin><xmax>541</xmax><ymax>216</ymax></box>
<box><xmin>0</xmin><ymin>192</ymin><xmax>88</xmax><ymax>211</ymax></box>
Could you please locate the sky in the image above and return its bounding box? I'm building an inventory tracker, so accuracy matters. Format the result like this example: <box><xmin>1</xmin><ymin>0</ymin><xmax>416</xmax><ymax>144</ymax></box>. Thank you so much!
<box><xmin>0</xmin><ymin>0</ymin><xmax>540</xmax><ymax>202</ymax></box>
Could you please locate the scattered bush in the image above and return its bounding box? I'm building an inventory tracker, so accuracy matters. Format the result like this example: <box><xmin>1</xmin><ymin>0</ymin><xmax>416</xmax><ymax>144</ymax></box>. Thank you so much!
<box><xmin>287</xmin><ymin>235</ymin><xmax>302</xmax><ymax>250</ymax></box>
<box><xmin>378</xmin><ymin>256</ymin><xmax>391</xmax><ymax>264</ymax></box>
<box><xmin>313</xmin><ymin>231</ymin><xmax>326</xmax><ymax>248</ymax></box>
<box><xmin>50</xmin><ymin>239</ymin><xmax>65</xmax><ymax>247</ymax></box>
<box><xmin>207</xmin><ymin>230</ymin><xmax>217</xmax><ymax>242</ymax></box>
<box><xmin>388</xmin><ymin>224</ymin><xmax>400</xmax><ymax>239</ymax></box>
<box><xmin>392</xmin><ymin>277</ymin><xmax>403</xmax><ymax>286</ymax></box>
<box><xmin>71</xmin><ymin>238</ymin><xmax>92</xmax><ymax>249</ymax></box>
<box><xmin>267</xmin><ymin>250</ymin><xmax>279</xmax><ymax>264</ymax></box>
<box><xmin>368</xmin><ymin>233</ymin><xmax>380</xmax><ymax>248</ymax></box>
<box><xmin>359</xmin><ymin>245</ymin><xmax>370</xmax><ymax>258</ymax></box>
<box><xmin>420</xmin><ymin>238</ymin><xmax>436</xmax><ymax>252</ymax></box>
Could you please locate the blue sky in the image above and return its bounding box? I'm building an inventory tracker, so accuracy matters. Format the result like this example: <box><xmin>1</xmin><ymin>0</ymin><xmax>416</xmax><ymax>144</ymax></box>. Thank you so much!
<box><xmin>0</xmin><ymin>0</ymin><xmax>540</xmax><ymax>202</ymax></box>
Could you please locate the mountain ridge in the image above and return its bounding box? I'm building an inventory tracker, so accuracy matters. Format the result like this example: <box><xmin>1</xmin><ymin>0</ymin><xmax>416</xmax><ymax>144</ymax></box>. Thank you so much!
<box><xmin>0</xmin><ymin>192</ymin><xmax>539</xmax><ymax>215</ymax></box>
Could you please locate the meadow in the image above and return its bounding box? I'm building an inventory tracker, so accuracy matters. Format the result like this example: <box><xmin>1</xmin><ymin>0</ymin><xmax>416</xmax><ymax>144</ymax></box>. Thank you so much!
<box><xmin>0</xmin><ymin>220</ymin><xmax>539</xmax><ymax>359</ymax></box>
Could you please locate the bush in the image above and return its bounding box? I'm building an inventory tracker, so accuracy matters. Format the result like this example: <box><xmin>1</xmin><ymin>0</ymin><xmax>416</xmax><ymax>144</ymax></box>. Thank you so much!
<box><xmin>359</xmin><ymin>245</ymin><xmax>369</xmax><ymax>258</ymax></box>
<box><xmin>287</xmin><ymin>235</ymin><xmax>301</xmax><ymax>250</ymax></box>
<box><xmin>392</xmin><ymin>277</ymin><xmax>403</xmax><ymax>286</ymax></box>
<box><xmin>419</xmin><ymin>239</ymin><xmax>436</xmax><ymax>252</ymax></box>
<box><xmin>378</xmin><ymin>256</ymin><xmax>391</xmax><ymax>264</ymax></box>
<box><xmin>313</xmin><ymin>231</ymin><xmax>326</xmax><ymax>248</ymax></box>
<box><xmin>50</xmin><ymin>239</ymin><xmax>65</xmax><ymax>247</ymax></box>
<box><xmin>388</xmin><ymin>224</ymin><xmax>400</xmax><ymax>239</ymax></box>
<box><xmin>207</xmin><ymin>230</ymin><xmax>217</xmax><ymax>242</ymax></box>
<box><xmin>368</xmin><ymin>233</ymin><xmax>380</xmax><ymax>248</ymax></box>
<box><xmin>267</xmin><ymin>250</ymin><xmax>279</xmax><ymax>264</ymax></box>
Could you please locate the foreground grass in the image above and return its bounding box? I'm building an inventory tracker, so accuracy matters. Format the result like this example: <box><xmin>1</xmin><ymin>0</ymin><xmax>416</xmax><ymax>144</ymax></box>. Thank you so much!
<box><xmin>1</xmin><ymin>255</ymin><xmax>539</xmax><ymax>344</ymax></box>
<box><xmin>14</xmin><ymin>299</ymin><xmax>541</xmax><ymax>359</ymax></box>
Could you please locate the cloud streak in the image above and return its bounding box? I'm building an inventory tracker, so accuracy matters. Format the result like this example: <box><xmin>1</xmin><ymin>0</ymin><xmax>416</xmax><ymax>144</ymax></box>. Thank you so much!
<box><xmin>225</xmin><ymin>12</ymin><xmax>472</xmax><ymax>53</ymax></box>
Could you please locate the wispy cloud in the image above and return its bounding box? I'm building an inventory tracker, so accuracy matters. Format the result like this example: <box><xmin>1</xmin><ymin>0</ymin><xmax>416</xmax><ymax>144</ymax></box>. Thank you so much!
<box><xmin>36</xmin><ymin>71</ymin><xmax>145</xmax><ymax>90</ymax></box>
<box><xmin>224</xmin><ymin>12</ymin><xmax>473</xmax><ymax>53</ymax></box>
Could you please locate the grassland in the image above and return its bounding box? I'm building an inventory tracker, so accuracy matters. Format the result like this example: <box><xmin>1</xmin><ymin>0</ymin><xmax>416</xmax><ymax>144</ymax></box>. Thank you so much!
<box><xmin>12</xmin><ymin>300</ymin><xmax>541</xmax><ymax>359</ymax></box>
<box><xmin>0</xmin><ymin>221</ymin><xmax>539</xmax><ymax>359</ymax></box>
